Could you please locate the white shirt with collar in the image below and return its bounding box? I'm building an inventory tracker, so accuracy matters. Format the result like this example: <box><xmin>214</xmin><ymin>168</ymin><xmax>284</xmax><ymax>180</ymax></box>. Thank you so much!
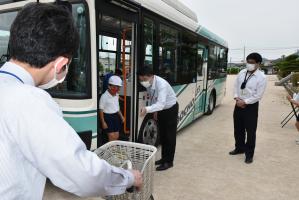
<box><xmin>99</xmin><ymin>90</ymin><xmax>120</xmax><ymax>114</ymax></box>
<box><xmin>0</xmin><ymin>62</ymin><xmax>134</xmax><ymax>200</ymax></box>
<box><xmin>234</xmin><ymin>68</ymin><xmax>267</xmax><ymax>105</ymax></box>
<box><xmin>146</xmin><ymin>75</ymin><xmax>177</xmax><ymax>113</ymax></box>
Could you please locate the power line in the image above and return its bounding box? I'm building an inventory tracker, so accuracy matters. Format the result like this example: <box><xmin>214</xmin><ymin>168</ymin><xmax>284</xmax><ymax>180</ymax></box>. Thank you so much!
<box><xmin>230</xmin><ymin>46</ymin><xmax>299</xmax><ymax>51</ymax></box>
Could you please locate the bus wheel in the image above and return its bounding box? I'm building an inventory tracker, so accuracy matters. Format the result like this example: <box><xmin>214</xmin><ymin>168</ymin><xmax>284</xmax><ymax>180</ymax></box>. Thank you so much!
<box><xmin>138</xmin><ymin>114</ymin><xmax>159</xmax><ymax>146</ymax></box>
<box><xmin>206</xmin><ymin>92</ymin><xmax>215</xmax><ymax>115</ymax></box>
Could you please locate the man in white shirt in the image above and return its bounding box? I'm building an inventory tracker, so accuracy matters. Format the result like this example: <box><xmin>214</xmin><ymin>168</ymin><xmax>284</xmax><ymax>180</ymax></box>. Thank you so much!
<box><xmin>0</xmin><ymin>3</ymin><xmax>141</xmax><ymax>199</ymax></box>
<box><xmin>138</xmin><ymin>66</ymin><xmax>178</xmax><ymax>171</ymax></box>
<box><xmin>229</xmin><ymin>53</ymin><xmax>267</xmax><ymax>164</ymax></box>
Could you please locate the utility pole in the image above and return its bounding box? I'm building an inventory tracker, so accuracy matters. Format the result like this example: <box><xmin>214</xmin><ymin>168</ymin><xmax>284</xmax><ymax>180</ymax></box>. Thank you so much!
<box><xmin>243</xmin><ymin>46</ymin><xmax>246</xmax><ymax>64</ymax></box>
<box><xmin>230</xmin><ymin>57</ymin><xmax>232</xmax><ymax>68</ymax></box>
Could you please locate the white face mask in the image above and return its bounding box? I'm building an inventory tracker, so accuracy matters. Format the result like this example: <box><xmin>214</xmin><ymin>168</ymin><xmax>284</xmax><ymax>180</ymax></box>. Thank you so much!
<box><xmin>246</xmin><ymin>63</ymin><xmax>256</xmax><ymax>72</ymax></box>
<box><xmin>140</xmin><ymin>81</ymin><xmax>151</xmax><ymax>88</ymax></box>
<box><xmin>38</xmin><ymin>59</ymin><xmax>68</xmax><ymax>89</ymax></box>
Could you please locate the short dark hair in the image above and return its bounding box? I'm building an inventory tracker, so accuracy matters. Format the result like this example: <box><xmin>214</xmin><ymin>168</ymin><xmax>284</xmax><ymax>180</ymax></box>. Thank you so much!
<box><xmin>246</xmin><ymin>53</ymin><xmax>263</xmax><ymax>64</ymax></box>
<box><xmin>9</xmin><ymin>3</ymin><xmax>79</xmax><ymax>68</ymax></box>
<box><xmin>137</xmin><ymin>66</ymin><xmax>153</xmax><ymax>76</ymax></box>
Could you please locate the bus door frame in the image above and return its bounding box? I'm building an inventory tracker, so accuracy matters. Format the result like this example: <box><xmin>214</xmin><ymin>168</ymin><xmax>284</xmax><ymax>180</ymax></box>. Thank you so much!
<box><xmin>95</xmin><ymin>0</ymin><xmax>141</xmax><ymax>145</ymax></box>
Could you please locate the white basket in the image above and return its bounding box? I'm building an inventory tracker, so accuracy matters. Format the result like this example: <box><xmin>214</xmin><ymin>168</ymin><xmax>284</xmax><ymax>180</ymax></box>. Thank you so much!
<box><xmin>94</xmin><ymin>141</ymin><xmax>157</xmax><ymax>200</ymax></box>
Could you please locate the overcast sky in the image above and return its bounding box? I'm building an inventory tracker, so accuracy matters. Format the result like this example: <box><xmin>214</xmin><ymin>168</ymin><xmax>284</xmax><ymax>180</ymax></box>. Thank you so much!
<box><xmin>181</xmin><ymin>0</ymin><xmax>299</xmax><ymax>62</ymax></box>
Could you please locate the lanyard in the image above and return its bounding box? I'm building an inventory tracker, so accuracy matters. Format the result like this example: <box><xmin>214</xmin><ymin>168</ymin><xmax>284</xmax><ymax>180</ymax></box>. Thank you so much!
<box><xmin>240</xmin><ymin>71</ymin><xmax>254</xmax><ymax>90</ymax></box>
<box><xmin>149</xmin><ymin>89</ymin><xmax>156</xmax><ymax>105</ymax></box>
<box><xmin>0</xmin><ymin>70</ymin><xmax>24</xmax><ymax>84</ymax></box>
<box><xmin>149</xmin><ymin>77</ymin><xmax>157</xmax><ymax>105</ymax></box>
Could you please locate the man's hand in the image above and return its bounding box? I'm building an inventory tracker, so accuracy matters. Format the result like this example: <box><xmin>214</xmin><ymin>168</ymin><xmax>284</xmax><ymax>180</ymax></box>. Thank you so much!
<box><xmin>286</xmin><ymin>95</ymin><xmax>299</xmax><ymax>107</ymax></box>
<box><xmin>140</xmin><ymin>107</ymin><xmax>147</xmax><ymax>117</ymax></box>
<box><xmin>236</xmin><ymin>99</ymin><xmax>246</xmax><ymax>108</ymax></box>
<box><xmin>130</xmin><ymin>170</ymin><xmax>143</xmax><ymax>191</ymax></box>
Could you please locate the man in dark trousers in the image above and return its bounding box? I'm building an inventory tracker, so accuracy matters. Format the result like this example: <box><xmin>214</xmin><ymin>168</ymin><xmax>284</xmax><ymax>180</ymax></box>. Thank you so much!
<box><xmin>138</xmin><ymin>66</ymin><xmax>178</xmax><ymax>171</ymax></box>
<box><xmin>229</xmin><ymin>53</ymin><xmax>267</xmax><ymax>164</ymax></box>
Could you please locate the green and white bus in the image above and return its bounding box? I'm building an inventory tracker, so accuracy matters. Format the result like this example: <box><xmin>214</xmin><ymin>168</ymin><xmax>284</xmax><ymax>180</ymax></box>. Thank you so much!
<box><xmin>0</xmin><ymin>0</ymin><xmax>228</xmax><ymax>149</ymax></box>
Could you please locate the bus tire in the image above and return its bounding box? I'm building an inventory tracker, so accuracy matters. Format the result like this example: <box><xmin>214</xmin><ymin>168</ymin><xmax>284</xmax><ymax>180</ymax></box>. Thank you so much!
<box><xmin>138</xmin><ymin>114</ymin><xmax>160</xmax><ymax>146</ymax></box>
<box><xmin>206</xmin><ymin>92</ymin><xmax>215</xmax><ymax>115</ymax></box>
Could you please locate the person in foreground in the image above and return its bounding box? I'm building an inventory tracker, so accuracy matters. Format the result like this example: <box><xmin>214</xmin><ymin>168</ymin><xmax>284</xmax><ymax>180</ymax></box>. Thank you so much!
<box><xmin>229</xmin><ymin>53</ymin><xmax>267</xmax><ymax>164</ymax></box>
<box><xmin>0</xmin><ymin>3</ymin><xmax>141</xmax><ymax>199</ymax></box>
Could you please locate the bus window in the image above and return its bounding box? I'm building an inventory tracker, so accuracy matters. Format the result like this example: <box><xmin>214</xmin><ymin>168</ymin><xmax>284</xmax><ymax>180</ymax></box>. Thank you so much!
<box><xmin>143</xmin><ymin>17</ymin><xmax>155</xmax><ymax>70</ymax></box>
<box><xmin>197</xmin><ymin>48</ymin><xmax>204</xmax><ymax>76</ymax></box>
<box><xmin>208</xmin><ymin>45</ymin><xmax>228</xmax><ymax>79</ymax></box>
<box><xmin>219</xmin><ymin>48</ymin><xmax>228</xmax><ymax>78</ymax></box>
<box><xmin>98</xmin><ymin>35</ymin><xmax>117</xmax><ymax>79</ymax></box>
<box><xmin>179</xmin><ymin>31</ymin><xmax>197</xmax><ymax>83</ymax></box>
<box><xmin>208</xmin><ymin>45</ymin><xmax>217</xmax><ymax>80</ymax></box>
<box><xmin>48</xmin><ymin>3</ymin><xmax>90</xmax><ymax>98</ymax></box>
<box><xmin>159</xmin><ymin>24</ymin><xmax>178</xmax><ymax>85</ymax></box>
<box><xmin>99</xmin><ymin>52</ymin><xmax>117</xmax><ymax>74</ymax></box>
<box><xmin>100</xmin><ymin>14</ymin><xmax>120</xmax><ymax>33</ymax></box>
<box><xmin>99</xmin><ymin>35</ymin><xmax>117</xmax><ymax>51</ymax></box>
<box><xmin>121</xmin><ymin>19</ymin><xmax>133</xmax><ymax>80</ymax></box>
<box><xmin>0</xmin><ymin>11</ymin><xmax>17</xmax><ymax>65</ymax></box>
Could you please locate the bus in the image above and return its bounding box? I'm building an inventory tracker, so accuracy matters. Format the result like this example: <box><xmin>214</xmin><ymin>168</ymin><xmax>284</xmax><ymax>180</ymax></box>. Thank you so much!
<box><xmin>0</xmin><ymin>0</ymin><xmax>228</xmax><ymax>149</ymax></box>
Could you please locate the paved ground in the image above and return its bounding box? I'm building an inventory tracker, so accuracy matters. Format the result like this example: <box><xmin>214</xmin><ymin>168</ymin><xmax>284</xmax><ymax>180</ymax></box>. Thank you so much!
<box><xmin>44</xmin><ymin>75</ymin><xmax>299</xmax><ymax>200</ymax></box>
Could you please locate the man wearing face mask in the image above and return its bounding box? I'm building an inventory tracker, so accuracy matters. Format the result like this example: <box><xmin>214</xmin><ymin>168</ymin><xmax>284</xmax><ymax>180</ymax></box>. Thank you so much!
<box><xmin>229</xmin><ymin>53</ymin><xmax>267</xmax><ymax>164</ymax></box>
<box><xmin>0</xmin><ymin>3</ymin><xmax>142</xmax><ymax>199</ymax></box>
<box><xmin>138</xmin><ymin>66</ymin><xmax>178</xmax><ymax>171</ymax></box>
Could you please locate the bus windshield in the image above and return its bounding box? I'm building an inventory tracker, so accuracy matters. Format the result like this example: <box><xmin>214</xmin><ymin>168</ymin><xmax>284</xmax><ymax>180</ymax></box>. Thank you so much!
<box><xmin>0</xmin><ymin>3</ymin><xmax>90</xmax><ymax>99</ymax></box>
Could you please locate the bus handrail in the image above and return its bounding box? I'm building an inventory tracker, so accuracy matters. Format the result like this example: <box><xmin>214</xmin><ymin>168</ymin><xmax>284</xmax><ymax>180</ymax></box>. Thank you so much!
<box><xmin>121</xmin><ymin>28</ymin><xmax>132</xmax><ymax>135</ymax></box>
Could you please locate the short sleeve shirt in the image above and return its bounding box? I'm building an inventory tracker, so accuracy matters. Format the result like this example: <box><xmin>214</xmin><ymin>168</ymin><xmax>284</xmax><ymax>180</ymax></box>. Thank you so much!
<box><xmin>99</xmin><ymin>90</ymin><xmax>120</xmax><ymax>114</ymax></box>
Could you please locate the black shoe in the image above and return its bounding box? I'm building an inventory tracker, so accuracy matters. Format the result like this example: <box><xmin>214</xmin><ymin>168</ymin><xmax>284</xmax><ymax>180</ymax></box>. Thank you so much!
<box><xmin>155</xmin><ymin>159</ymin><xmax>164</xmax><ymax>165</ymax></box>
<box><xmin>156</xmin><ymin>162</ymin><xmax>173</xmax><ymax>171</ymax></box>
<box><xmin>245</xmin><ymin>157</ymin><xmax>253</xmax><ymax>164</ymax></box>
<box><xmin>229</xmin><ymin>149</ymin><xmax>245</xmax><ymax>155</ymax></box>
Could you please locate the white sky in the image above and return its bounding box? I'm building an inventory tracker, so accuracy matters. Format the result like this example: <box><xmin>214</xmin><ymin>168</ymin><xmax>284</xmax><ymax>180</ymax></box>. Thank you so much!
<box><xmin>181</xmin><ymin>0</ymin><xmax>299</xmax><ymax>62</ymax></box>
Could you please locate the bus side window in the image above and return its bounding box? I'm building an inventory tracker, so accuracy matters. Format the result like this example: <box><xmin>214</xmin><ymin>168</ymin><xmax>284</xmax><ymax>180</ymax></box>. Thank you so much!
<box><xmin>197</xmin><ymin>48</ymin><xmax>204</xmax><ymax>76</ymax></box>
<box><xmin>143</xmin><ymin>17</ymin><xmax>155</xmax><ymax>71</ymax></box>
<box><xmin>0</xmin><ymin>11</ymin><xmax>17</xmax><ymax>65</ymax></box>
<box><xmin>179</xmin><ymin>31</ymin><xmax>197</xmax><ymax>84</ymax></box>
<box><xmin>159</xmin><ymin>23</ymin><xmax>178</xmax><ymax>85</ymax></box>
<box><xmin>208</xmin><ymin>45</ymin><xmax>217</xmax><ymax>80</ymax></box>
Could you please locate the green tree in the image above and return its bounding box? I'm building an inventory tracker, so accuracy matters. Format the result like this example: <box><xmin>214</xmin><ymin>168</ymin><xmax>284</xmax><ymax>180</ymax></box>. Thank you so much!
<box><xmin>276</xmin><ymin>54</ymin><xmax>299</xmax><ymax>77</ymax></box>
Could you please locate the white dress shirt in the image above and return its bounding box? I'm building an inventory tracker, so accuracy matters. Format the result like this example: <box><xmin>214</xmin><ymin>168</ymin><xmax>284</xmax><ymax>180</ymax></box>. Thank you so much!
<box><xmin>234</xmin><ymin>69</ymin><xmax>267</xmax><ymax>104</ymax></box>
<box><xmin>99</xmin><ymin>90</ymin><xmax>120</xmax><ymax>114</ymax></box>
<box><xmin>0</xmin><ymin>62</ymin><xmax>134</xmax><ymax>200</ymax></box>
<box><xmin>146</xmin><ymin>75</ymin><xmax>177</xmax><ymax>113</ymax></box>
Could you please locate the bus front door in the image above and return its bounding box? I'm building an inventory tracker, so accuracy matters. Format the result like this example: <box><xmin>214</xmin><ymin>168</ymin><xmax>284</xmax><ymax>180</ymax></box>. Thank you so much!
<box><xmin>96</xmin><ymin>0</ymin><xmax>139</xmax><ymax>146</ymax></box>
<box><xmin>193</xmin><ymin>46</ymin><xmax>208</xmax><ymax>118</ymax></box>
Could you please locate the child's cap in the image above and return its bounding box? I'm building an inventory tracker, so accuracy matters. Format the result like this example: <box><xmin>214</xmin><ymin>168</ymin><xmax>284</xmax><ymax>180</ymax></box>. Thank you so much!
<box><xmin>109</xmin><ymin>75</ymin><xmax>122</xmax><ymax>87</ymax></box>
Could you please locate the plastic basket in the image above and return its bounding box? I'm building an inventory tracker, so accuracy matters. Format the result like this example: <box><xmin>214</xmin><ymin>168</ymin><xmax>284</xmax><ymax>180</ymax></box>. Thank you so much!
<box><xmin>94</xmin><ymin>141</ymin><xmax>157</xmax><ymax>200</ymax></box>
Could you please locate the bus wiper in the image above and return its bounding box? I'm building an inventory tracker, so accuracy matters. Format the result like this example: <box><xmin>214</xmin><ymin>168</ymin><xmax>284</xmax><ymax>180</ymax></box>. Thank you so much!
<box><xmin>0</xmin><ymin>54</ymin><xmax>9</xmax><ymax>64</ymax></box>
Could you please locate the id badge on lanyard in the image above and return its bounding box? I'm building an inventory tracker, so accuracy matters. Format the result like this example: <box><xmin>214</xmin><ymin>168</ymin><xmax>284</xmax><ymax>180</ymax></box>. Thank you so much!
<box><xmin>149</xmin><ymin>89</ymin><xmax>156</xmax><ymax>105</ymax></box>
<box><xmin>241</xmin><ymin>89</ymin><xmax>247</xmax><ymax>96</ymax></box>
